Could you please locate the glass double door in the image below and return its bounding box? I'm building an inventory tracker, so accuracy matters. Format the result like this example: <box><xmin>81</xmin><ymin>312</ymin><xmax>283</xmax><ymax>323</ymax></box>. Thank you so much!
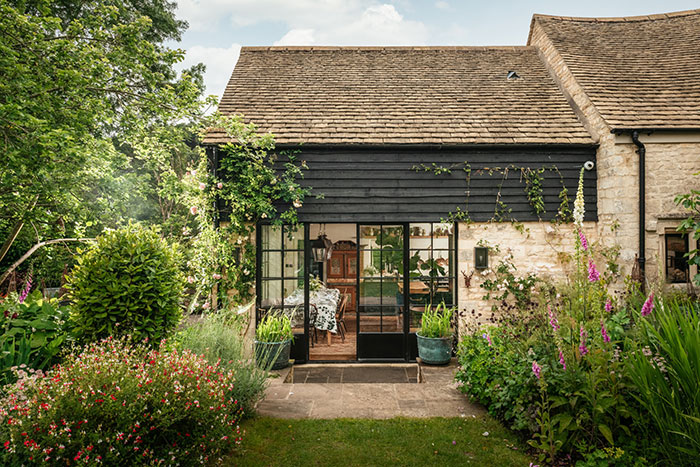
<box><xmin>357</xmin><ymin>224</ymin><xmax>408</xmax><ymax>360</ymax></box>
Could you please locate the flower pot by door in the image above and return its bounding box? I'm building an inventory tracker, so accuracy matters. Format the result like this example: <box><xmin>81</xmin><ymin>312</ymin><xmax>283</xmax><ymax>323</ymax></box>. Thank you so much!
<box><xmin>254</xmin><ymin>339</ymin><xmax>292</xmax><ymax>370</ymax></box>
<box><xmin>416</xmin><ymin>334</ymin><xmax>452</xmax><ymax>365</ymax></box>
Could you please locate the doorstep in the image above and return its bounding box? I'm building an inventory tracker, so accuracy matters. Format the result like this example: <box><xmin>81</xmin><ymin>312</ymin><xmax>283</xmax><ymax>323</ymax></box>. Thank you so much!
<box><xmin>257</xmin><ymin>359</ymin><xmax>485</xmax><ymax>419</ymax></box>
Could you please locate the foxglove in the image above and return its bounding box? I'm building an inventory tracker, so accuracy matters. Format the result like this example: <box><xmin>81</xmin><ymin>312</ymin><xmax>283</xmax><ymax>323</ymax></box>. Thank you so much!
<box><xmin>587</xmin><ymin>260</ymin><xmax>600</xmax><ymax>282</ymax></box>
<box><xmin>641</xmin><ymin>292</ymin><xmax>655</xmax><ymax>316</ymax></box>
<box><xmin>532</xmin><ymin>360</ymin><xmax>541</xmax><ymax>379</ymax></box>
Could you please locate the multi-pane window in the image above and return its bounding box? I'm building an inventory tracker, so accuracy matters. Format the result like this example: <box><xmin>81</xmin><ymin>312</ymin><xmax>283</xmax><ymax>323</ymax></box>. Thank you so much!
<box><xmin>259</xmin><ymin>225</ymin><xmax>305</xmax><ymax>330</ymax></box>
<box><xmin>408</xmin><ymin>223</ymin><xmax>455</xmax><ymax>331</ymax></box>
<box><xmin>666</xmin><ymin>233</ymin><xmax>689</xmax><ymax>283</ymax></box>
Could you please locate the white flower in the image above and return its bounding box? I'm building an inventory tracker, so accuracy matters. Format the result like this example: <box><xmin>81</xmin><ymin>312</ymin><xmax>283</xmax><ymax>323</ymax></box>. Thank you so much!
<box><xmin>190</xmin><ymin>206</ymin><xmax>198</xmax><ymax>215</ymax></box>
<box><xmin>293</xmin><ymin>199</ymin><xmax>302</xmax><ymax>208</ymax></box>
<box><xmin>261</xmin><ymin>212</ymin><xmax>268</xmax><ymax>219</ymax></box>
<box><xmin>573</xmin><ymin>167</ymin><xmax>585</xmax><ymax>227</ymax></box>
<box><xmin>187</xmin><ymin>276</ymin><xmax>195</xmax><ymax>284</ymax></box>
<box><xmin>217</xmin><ymin>182</ymin><xmax>223</xmax><ymax>189</ymax></box>
<box><xmin>213</xmin><ymin>273</ymin><xmax>222</xmax><ymax>280</ymax></box>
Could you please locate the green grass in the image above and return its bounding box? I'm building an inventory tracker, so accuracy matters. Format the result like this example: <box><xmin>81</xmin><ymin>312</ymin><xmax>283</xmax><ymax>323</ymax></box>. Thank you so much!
<box><xmin>226</xmin><ymin>416</ymin><xmax>532</xmax><ymax>466</ymax></box>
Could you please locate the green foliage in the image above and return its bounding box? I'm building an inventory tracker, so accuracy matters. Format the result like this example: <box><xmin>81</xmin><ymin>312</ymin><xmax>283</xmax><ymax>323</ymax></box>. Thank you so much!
<box><xmin>181</xmin><ymin>115</ymin><xmax>309</xmax><ymax>310</ymax></box>
<box><xmin>418</xmin><ymin>302</ymin><xmax>454</xmax><ymax>338</ymax></box>
<box><xmin>0</xmin><ymin>338</ymin><xmax>244</xmax><ymax>465</ymax></box>
<box><xmin>0</xmin><ymin>0</ymin><xmax>206</xmax><ymax>286</ymax></box>
<box><xmin>66</xmin><ymin>223</ymin><xmax>184</xmax><ymax>343</ymax></box>
<box><xmin>627</xmin><ymin>299</ymin><xmax>700</xmax><ymax>463</ymax></box>
<box><xmin>479</xmin><ymin>250</ymin><xmax>539</xmax><ymax>310</ymax></box>
<box><xmin>255</xmin><ymin>313</ymin><xmax>294</xmax><ymax>343</ymax></box>
<box><xmin>175</xmin><ymin>311</ymin><xmax>269</xmax><ymax>417</ymax></box>
<box><xmin>0</xmin><ymin>291</ymin><xmax>70</xmax><ymax>386</ymax></box>
<box><xmin>674</xmin><ymin>186</ymin><xmax>700</xmax><ymax>285</ymax></box>
<box><xmin>523</xmin><ymin>167</ymin><xmax>546</xmax><ymax>215</ymax></box>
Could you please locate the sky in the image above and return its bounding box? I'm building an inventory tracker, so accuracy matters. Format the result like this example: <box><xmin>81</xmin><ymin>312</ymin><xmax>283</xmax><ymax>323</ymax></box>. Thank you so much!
<box><xmin>171</xmin><ymin>0</ymin><xmax>700</xmax><ymax>99</ymax></box>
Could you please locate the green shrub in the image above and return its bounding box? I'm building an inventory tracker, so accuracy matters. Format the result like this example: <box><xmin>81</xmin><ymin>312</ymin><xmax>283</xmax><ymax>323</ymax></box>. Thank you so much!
<box><xmin>66</xmin><ymin>223</ymin><xmax>184</xmax><ymax>343</ymax></box>
<box><xmin>418</xmin><ymin>302</ymin><xmax>453</xmax><ymax>338</ymax></box>
<box><xmin>255</xmin><ymin>313</ymin><xmax>293</xmax><ymax>343</ymax></box>
<box><xmin>0</xmin><ymin>290</ymin><xmax>70</xmax><ymax>387</ymax></box>
<box><xmin>176</xmin><ymin>311</ymin><xmax>268</xmax><ymax>417</ymax></box>
<box><xmin>627</xmin><ymin>299</ymin><xmax>700</xmax><ymax>463</ymax></box>
<box><xmin>0</xmin><ymin>338</ymin><xmax>243</xmax><ymax>465</ymax></box>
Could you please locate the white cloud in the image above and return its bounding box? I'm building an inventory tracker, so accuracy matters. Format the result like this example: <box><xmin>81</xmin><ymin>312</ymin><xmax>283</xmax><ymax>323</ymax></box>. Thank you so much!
<box><xmin>435</xmin><ymin>1</ymin><xmax>450</xmax><ymax>9</ymax></box>
<box><xmin>274</xmin><ymin>29</ymin><xmax>315</xmax><ymax>46</ymax></box>
<box><xmin>272</xmin><ymin>4</ymin><xmax>429</xmax><ymax>46</ymax></box>
<box><xmin>176</xmin><ymin>43</ymin><xmax>241</xmax><ymax>99</ymax></box>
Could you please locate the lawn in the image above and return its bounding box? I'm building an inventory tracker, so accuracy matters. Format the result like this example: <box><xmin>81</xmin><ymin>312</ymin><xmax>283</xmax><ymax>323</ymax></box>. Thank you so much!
<box><xmin>226</xmin><ymin>416</ymin><xmax>532</xmax><ymax>466</ymax></box>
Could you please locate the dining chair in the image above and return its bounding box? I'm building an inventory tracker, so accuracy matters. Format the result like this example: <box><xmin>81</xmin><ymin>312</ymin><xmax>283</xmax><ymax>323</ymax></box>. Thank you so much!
<box><xmin>335</xmin><ymin>295</ymin><xmax>348</xmax><ymax>342</ymax></box>
<box><xmin>309</xmin><ymin>304</ymin><xmax>319</xmax><ymax>347</ymax></box>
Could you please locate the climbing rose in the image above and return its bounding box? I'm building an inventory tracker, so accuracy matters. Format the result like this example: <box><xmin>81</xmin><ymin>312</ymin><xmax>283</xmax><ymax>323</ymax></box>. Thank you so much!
<box><xmin>190</xmin><ymin>206</ymin><xmax>198</xmax><ymax>215</ymax></box>
<box><xmin>558</xmin><ymin>348</ymin><xmax>566</xmax><ymax>370</ymax></box>
<box><xmin>641</xmin><ymin>293</ymin><xmax>655</xmax><ymax>316</ymax></box>
<box><xmin>605</xmin><ymin>298</ymin><xmax>612</xmax><ymax>313</ymax></box>
<box><xmin>588</xmin><ymin>260</ymin><xmax>600</xmax><ymax>282</ymax></box>
<box><xmin>198</xmin><ymin>182</ymin><xmax>206</xmax><ymax>190</ymax></box>
<box><xmin>217</xmin><ymin>182</ymin><xmax>223</xmax><ymax>189</ymax></box>
<box><xmin>213</xmin><ymin>273</ymin><xmax>222</xmax><ymax>280</ymax></box>
<box><xmin>532</xmin><ymin>360</ymin><xmax>541</xmax><ymax>379</ymax></box>
<box><xmin>601</xmin><ymin>320</ymin><xmax>610</xmax><ymax>343</ymax></box>
<box><xmin>579</xmin><ymin>230</ymin><xmax>588</xmax><ymax>251</ymax></box>
<box><xmin>573</xmin><ymin>167</ymin><xmax>585</xmax><ymax>227</ymax></box>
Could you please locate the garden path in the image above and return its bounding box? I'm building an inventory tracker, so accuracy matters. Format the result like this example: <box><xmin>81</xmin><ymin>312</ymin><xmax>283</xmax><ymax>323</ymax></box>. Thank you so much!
<box><xmin>256</xmin><ymin>360</ymin><xmax>484</xmax><ymax>419</ymax></box>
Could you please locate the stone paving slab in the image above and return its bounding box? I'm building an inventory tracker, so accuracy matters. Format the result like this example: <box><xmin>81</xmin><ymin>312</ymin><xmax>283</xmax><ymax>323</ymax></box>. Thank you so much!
<box><xmin>256</xmin><ymin>360</ymin><xmax>484</xmax><ymax>419</ymax></box>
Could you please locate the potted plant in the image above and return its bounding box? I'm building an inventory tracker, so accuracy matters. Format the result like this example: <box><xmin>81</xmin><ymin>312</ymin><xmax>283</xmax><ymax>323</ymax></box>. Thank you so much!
<box><xmin>254</xmin><ymin>313</ymin><xmax>294</xmax><ymax>370</ymax></box>
<box><xmin>416</xmin><ymin>302</ymin><xmax>454</xmax><ymax>365</ymax></box>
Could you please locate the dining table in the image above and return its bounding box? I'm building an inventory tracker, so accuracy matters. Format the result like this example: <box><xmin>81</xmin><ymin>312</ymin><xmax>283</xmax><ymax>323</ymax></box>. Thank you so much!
<box><xmin>284</xmin><ymin>287</ymin><xmax>341</xmax><ymax>345</ymax></box>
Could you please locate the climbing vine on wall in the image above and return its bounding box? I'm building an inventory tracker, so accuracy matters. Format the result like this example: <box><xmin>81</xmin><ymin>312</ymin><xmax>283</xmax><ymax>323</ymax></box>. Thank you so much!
<box><xmin>413</xmin><ymin>161</ymin><xmax>574</xmax><ymax>225</ymax></box>
<box><xmin>183</xmin><ymin>115</ymin><xmax>310</xmax><ymax>311</ymax></box>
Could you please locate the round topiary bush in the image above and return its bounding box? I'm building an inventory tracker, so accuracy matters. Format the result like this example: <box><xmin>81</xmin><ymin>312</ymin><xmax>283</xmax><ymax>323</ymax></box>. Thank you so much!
<box><xmin>67</xmin><ymin>223</ymin><xmax>184</xmax><ymax>343</ymax></box>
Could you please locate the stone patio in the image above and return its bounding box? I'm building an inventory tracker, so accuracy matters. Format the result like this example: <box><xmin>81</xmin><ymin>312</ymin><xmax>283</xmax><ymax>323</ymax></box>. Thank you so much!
<box><xmin>256</xmin><ymin>359</ymin><xmax>484</xmax><ymax>419</ymax></box>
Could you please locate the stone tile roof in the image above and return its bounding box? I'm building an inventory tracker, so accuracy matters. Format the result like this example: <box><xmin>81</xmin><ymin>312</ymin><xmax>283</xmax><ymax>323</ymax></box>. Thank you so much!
<box><xmin>204</xmin><ymin>46</ymin><xmax>594</xmax><ymax>145</ymax></box>
<box><xmin>529</xmin><ymin>9</ymin><xmax>700</xmax><ymax>130</ymax></box>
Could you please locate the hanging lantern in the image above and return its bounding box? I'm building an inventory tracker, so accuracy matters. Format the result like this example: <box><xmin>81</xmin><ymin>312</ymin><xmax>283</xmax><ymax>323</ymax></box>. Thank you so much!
<box><xmin>311</xmin><ymin>234</ymin><xmax>333</xmax><ymax>262</ymax></box>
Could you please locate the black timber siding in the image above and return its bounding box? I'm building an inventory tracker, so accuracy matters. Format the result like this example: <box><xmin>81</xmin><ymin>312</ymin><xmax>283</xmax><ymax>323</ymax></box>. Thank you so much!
<box><xmin>214</xmin><ymin>145</ymin><xmax>598</xmax><ymax>224</ymax></box>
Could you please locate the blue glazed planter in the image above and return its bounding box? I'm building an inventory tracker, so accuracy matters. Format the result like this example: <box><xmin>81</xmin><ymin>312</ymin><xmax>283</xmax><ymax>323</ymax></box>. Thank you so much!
<box><xmin>254</xmin><ymin>339</ymin><xmax>292</xmax><ymax>370</ymax></box>
<box><xmin>416</xmin><ymin>333</ymin><xmax>452</xmax><ymax>365</ymax></box>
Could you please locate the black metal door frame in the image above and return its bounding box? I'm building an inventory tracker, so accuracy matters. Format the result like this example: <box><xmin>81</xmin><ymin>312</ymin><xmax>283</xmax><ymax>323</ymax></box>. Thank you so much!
<box><xmin>355</xmin><ymin>222</ymin><xmax>410</xmax><ymax>361</ymax></box>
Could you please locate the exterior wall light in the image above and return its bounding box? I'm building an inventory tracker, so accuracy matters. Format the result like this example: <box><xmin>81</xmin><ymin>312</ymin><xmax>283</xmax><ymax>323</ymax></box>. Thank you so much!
<box><xmin>474</xmin><ymin>246</ymin><xmax>489</xmax><ymax>270</ymax></box>
<box><xmin>584</xmin><ymin>161</ymin><xmax>595</xmax><ymax>171</ymax></box>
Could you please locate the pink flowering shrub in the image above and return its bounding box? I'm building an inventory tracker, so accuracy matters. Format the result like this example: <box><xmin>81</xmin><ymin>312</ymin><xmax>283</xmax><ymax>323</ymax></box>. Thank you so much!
<box><xmin>0</xmin><ymin>338</ymin><xmax>243</xmax><ymax>465</ymax></box>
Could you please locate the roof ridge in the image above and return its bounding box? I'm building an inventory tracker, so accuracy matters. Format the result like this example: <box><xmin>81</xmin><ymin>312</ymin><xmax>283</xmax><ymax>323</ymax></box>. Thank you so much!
<box><xmin>531</xmin><ymin>8</ymin><xmax>700</xmax><ymax>23</ymax></box>
<box><xmin>241</xmin><ymin>45</ymin><xmax>535</xmax><ymax>51</ymax></box>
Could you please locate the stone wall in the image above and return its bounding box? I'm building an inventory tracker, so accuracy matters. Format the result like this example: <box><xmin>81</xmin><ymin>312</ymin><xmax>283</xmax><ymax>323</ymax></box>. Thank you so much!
<box><xmin>456</xmin><ymin>220</ymin><xmax>599</xmax><ymax>330</ymax></box>
<box><xmin>530</xmin><ymin>20</ymin><xmax>700</xmax><ymax>288</ymax></box>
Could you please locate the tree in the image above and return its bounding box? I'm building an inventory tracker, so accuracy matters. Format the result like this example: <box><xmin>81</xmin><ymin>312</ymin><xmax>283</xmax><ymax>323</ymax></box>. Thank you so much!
<box><xmin>0</xmin><ymin>0</ymin><xmax>206</xmax><ymax>284</ymax></box>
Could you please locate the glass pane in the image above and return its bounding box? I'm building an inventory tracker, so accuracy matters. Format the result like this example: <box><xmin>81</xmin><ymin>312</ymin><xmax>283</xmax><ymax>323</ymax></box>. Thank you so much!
<box><xmin>381</xmin><ymin>307</ymin><xmax>402</xmax><ymax>332</ymax></box>
<box><xmin>381</xmin><ymin>276</ymin><xmax>401</xmax><ymax>306</ymax></box>
<box><xmin>261</xmin><ymin>225</ymin><xmax>282</xmax><ymax>250</ymax></box>
<box><xmin>359</xmin><ymin>225</ymin><xmax>380</xmax><ymax>249</ymax></box>
<box><xmin>283</xmin><ymin>279</ymin><xmax>304</xmax><ymax>303</ymax></box>
<box><xmin>379</xmin><ymin>225</ymin><xmax>403</xmax><ymax>250</ymax></box>
<box><xmin>261</xmin><ymin>280</ymin><xmax>281</xmax><ymax>307</ymax></box>
<box><xmin>409</xmin><ymin>223</ymin><xmax>431</xmax><ymax>239</ymax></box>
<box><xmin>432</xmin><ymin>223</ymin><xmax>453</xmax><ymax>250</ymax></box>
<box><xmin>359</xmin><ymin>249</ymin><xmax>380</xmax><ymax>277</ymax></box>
<box><xmin>359</xmin><ymin>278</ymin><xmax>382</xmax><ymax>306</ymax></box>
<box><xmin>284</xmin><ymin>250</ymin><xmax>304</xmax><ymax>278</ymax></box>
<box><xmin>262</xmin><ymin>251</ymin><xmax>282</xmax><ymax>278</ymax></box>
<box><xmin>666</xmin><ymin>234</ymin><xmax>689</xmax><ymax>283</ymax></box>
<box><xmin>433</xmin><ymin>251</ymin><xmax>451</xmax><ymax>278</ymax></box>
<box><xmin>409</xmin><ymin>250</ymin><xmax>432</xmax><ymax>279</ymax></box>
<box><xmin>284</xmin><ymin>225</ymin><xmax>304</xmax><ymax>250</ymax></box>
<box><xmin>433</xmin><ymin>279</ymin><xmax>454</xmax><ymax>306</ymax></box>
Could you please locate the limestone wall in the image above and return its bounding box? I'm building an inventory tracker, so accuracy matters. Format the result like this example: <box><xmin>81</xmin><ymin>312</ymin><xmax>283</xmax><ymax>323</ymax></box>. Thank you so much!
<box><xmin>456</xmin><ymin>220</ymin><xmax>599</xmax><ymax>330</ymax></box>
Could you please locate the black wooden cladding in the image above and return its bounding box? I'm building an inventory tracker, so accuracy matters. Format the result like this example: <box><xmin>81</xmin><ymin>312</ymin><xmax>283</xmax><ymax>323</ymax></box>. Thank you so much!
<box><xmin>216</xmin><ymin>145</ymin><xmax>598</xmax><ymax>223</ymax></box>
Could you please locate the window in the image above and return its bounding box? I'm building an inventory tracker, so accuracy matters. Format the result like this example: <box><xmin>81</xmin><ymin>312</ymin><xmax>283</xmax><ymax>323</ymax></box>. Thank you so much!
<box><xmin>259</xmin><ymin>225</ymin><xmax>305</xmax><ymax>330</ymax></box>
<box><xmin>408</xmin><ymin>223</ymin><xmax>456</xmax><ymax>332</ymax></box>
<box><xmin>665</xmin><ymin>233</ymin><xmax>689</xmax><ymax>284</ymax></box>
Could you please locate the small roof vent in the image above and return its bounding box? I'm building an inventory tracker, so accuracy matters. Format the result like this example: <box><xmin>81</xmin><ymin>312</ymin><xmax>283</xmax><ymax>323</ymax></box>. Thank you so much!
<box><xmin>506</xmin><ymin>70</ymin><xmax>521</xmax><ymax>80</ymax></box>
